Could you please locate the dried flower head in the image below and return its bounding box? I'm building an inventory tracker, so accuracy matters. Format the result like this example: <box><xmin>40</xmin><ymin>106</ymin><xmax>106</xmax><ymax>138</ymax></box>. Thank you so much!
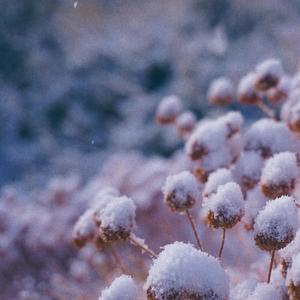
<box><xmin>254</xmin><ymin>196</ymin><xmax>298</xmax><ymax>251</ymax></box>
<box><xmin>99</xmin><ymin>275</ymin><xmax>139</xmax><ymax>300</ymax></box>
<box><xmin>287</xmin><ymin>253</ymin><xmax>300</xmax><ymax>300</ymax></box>
<box><xmin>244</xmin><ymin>119</ymin><xmax>299</xmax><ymax>158</ymax></box>
<box><xmin>98</xmin><ymin>196</ymin><xmax>136</xmax><ymax>242</ymax></box>
<box><xmin>207</xmin><ymin>77</ymin><xmax>234</xmax><ymax>106</ymax></box>
<box><xmin>156</xmin><ymin>95</ymin><xmax>182</xmax><ymax>125</ymax></box>
<box><xmin>261</xmin><ymin>152</ymin><xmax>299</xmax><ymax>199</ymax></box>
<box><xmin>267</xmin><ymin>76</ymin><xmax>290</xmax><ymax>104</ymax></box>
<box><xmin>162</xmin><ymin>171</ymin><xmax>200</xmax><ymax>212</ymax></box>
<box><xmin>175</xmin><ymin>111</ymin><xmax>196</xmax><ymax>138</ymax></box>
<box><xmin>237</xmin><ymin>72</ymin><xmax>263</xmax><ymax>104</ymax></box>
<box><xmin>254</xmin><ymin>59</ymin><xmax>283</xmax><ymax>91</ymax></box>
<box><xmin>145</xmin><ymin>242</ymin><xmax>229</xmax><ymax>300</ymax></box>
<box><xmin>203</xmin><ymin>182</ymin><xmax>245</xmax><ymax>229</ymax></box>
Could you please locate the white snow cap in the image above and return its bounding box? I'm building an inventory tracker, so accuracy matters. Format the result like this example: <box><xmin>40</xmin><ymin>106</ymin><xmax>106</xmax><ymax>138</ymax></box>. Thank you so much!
<box><xmin>207</xmin><ymin>77</ymin><xmax>234</xmax><ymax>103</ymax></box>
<box><xmin>99</xmin><ymin>196</ymin><xmax>136</xmax><ymax>232</ymax></box>
<box><xmin>99</xmin><ymin>275</ymin><xmax>139</xmax><ymax>300</ymax></box>
<box><xmin>230</xmin><ymin>279</ymin><xmax>257</xmax><ymax>300</ymax></box>
<box><xmin>237</xmin><ymin>72</ymin><xmax>257</xmax><ymax>96</ymax></box>
<box><xmin>145</xmin><ymin>242</ymin><xmax>229</xmax><ymax>299</ymax></box>
<box><xmin>261</xmin><ymin>152</ymin><xmax>299</xmax><ymax>185</ymax></box>
<box><xmin>246</xmin><ymin>283</ymin><xmax>281</xmax><ymax>300</ymax></box>
<box><xmin>219</xmin><ymin>111</ymin><xmax>244</xmax><ymax>134</ymax></box>
<box><xmin>176</xmin><ymin>111</ymin><xmax>196</xmax><ymax>130</ymax></box>
<box><xmin>204</xmin><ymin>168</ymin><xmax>234</xmax><ymax>196</ymax></box>
<box><xmin>255</xmin><ymin>58</ymin><xmax>283</xmax><ymax>79</ymax></box>
<box><xmin>156</xmin><ymin>95</ymin><xmax>182</xmax><ymax>119</ymax></box>
<box><xmin>254</xmin><ymin>196</ymin><xmax>298</xmax><ymax>242</ymax></box>
<box><xmin>287</xmin><ymin>253</ymin><xmax>300</xmax><ymax>286</ymax></box>
<box><xmin>233</xmin><ymin>151</ymin><xmax>264</xmax><ymax>184</ymax></box>
<box><xmin>162</xmin><ymin>171</ymin><xmax>200</xmax><ymax>202</ymax></box>
<box><xmin>73</xmin><ymin>209</ymin><xmax>96</xmax><ymax>241</ymax></box>
<box><xmin>244</xmin><ymin>119</ymin><xmax>299</xmax><ymax>156</ymax></box>
<box><xmin>203</xmin><ymin>182</ymin><xmax>244</xmax><ymax>221</ymax></box>
<box><xmin>280</xmin><ymin>230</ymin><xmax>300</xmax><ymax>262</ymax></box>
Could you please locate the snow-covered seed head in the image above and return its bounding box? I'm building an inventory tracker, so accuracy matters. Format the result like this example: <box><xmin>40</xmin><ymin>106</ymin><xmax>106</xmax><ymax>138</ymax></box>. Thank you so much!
<box><xmin>233</xmin><ymin>151</ymin><xmax>264</xmax><ymax>191</ymax></box>
<box><xmin>254</xmin><ymin>196</ymin><xmax>298</xmax><ymax>251</ymax></box>
<box><xmin>254</xmin><ymin>59</ymin><xmax>283</xmax><ymax>91</ymax></box>
<box><xmin>267</xmin><ymin>76</ymin><xmax>290</xmax><ymax>104</ymax></box>
<box><xmin>244</xmin><ymin>119</ymin><xmax>299</xmax><ymax>158</ymax></box>
<box><xmin>162</xmin><ymin>171</ymin><xmax>200</xmax><ymax>212</ymax></box>
<box><xmin>237</xmin><ymin>72</ymin><xmax>262</xmax><ymax>104</ymax></box>
<box><xmin>99</xmin><ymin>275</ymin><xmax>139</xmax><ymax>300</ymax></box>
<box><xmin>220</xmin><ymin>111</ymin><xmax>244</xmax><ymax>138</ymax></box>
<box><xmin>175</xmin><ymin>111</ymin><xmax>196</xmax><ymax>138</ymax></box>
<box><xmin>246</xmin><ymin>283</ymin><xmax>282</xmax><ymax>300</ymax></box>
<box><xmin>72</xmin><ymin>209</ymin><xmax>98</xmax><ymax>248</ymax></box>
<box><xmin>203</xmin><ymin>168</ymin><xmax>234</xmax><ymax>197</ymax></box>
<box><xmin>287</xmin><ymin>253</ymin><xmax>300</xmax><ymax>300</ymax></box>
<box><xmin>207</xmin><ymin>77</ymin><xmax>234</xmax><ymax>106</ymax></box>
<box><xmin>145</xmin><ymin>242</ymin><xmax>229</xmax><ymax>300</ymax></box>
<box><xmin>281</xmin><ymin>95</ymin><xmax>300</xmax><ymax>132</ymax></box>
<box><xmin>279</xmin><ymin>230</ymin><xmax>300</xmax><ymax>278</ymax></box>
<box><xmin>156</xmin><ymin>95</ymin><xmax>182</xmax><ymax>125</ymax></box>
<box><xmin>261</xmin><ymin>152</ymin><xmax>299</xmax><ymax>199</ymax></box>
<box><xmin>203</xmin><ymin>182</ymin><xmax>245</xmax><ymax>229</ymax></box>
<box><xmin>98</xmin><ymin>196</ymin><xmax>136</xmax><ymax>242</ymax></box>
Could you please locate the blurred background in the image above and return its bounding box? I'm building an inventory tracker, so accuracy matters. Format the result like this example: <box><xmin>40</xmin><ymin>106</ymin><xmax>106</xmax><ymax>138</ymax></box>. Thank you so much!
<box><xmin>1</xmin><ymin>0</ymin><xmax>300</xmax><ymax>299</ymax></box>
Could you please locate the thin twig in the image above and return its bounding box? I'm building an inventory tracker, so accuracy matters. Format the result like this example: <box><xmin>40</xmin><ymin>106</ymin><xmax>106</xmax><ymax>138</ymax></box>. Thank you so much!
<box><xmin>185</xmin><ymin>209</ymin><xmax>203</xmax><ymax>251</ymax></box>
<box><xmin>267</xmin><ymin>249</ymin><xmax>276</xmax><ymax>283</ymax></box>
<box><xmin>218</xmin><ymin>228</ymin><xmax>226</xmax><ymax>258</ymax></box>
<box><xmin>111</xmin><ymin>245</ymin><xmax>126</xmax><ymax>274</ymax></box>
<box><xmin>256</xmin><ymin>101</ymin><xmax>276</xmax><ymax>119</ymax></box>
<box><xmin>128</xmin><ymin>235</ymin><xmax>157</xmax><ymax>259</ymax></box>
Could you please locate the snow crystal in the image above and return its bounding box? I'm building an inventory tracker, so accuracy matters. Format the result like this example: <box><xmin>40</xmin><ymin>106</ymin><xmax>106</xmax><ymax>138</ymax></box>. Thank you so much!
<box><xmin>99</xmin><ymin>196</ymin><xmax>136</xmax><ymax>232</ymax></box>
<box><xmin>246</xmin><ymin>283</ymin><xmax>281</xmax><ymax>300</ymax></box>
<box><xmin>207</xmin><ymin>77</ymin><xmax>234</xmax><ymax>105</ymax></box>
<box><xmin>99</xmin><ymin>275</ymin><xmax>139</xmax><ymax>300</ymax></box>
<box><xmin>254</xmin><ymin>196</ymin><xmax>298</xmax><ymax>244</ymax></box>
<box><xmin>162</xmin><ymin>171</ymin><xmax>200</xmax><ymax>209</ymax></box>
<box><xmin>261</xmin><ymin>152</ymin><xmax>299</xmax><ymax>185</ymax></box>
<box><xmin>204</xmin><ymin>168</ymin><xmax>234</xmax><ymax>197</ymax></box>
<box><xmin>145</xmin><ymin>242</ymin><xmax>229</xmax><ymax>299</ymax></box>
<box><xmin>287</xmin><ymin>253</ymin><xmax>300</xmax><ymax>285</ymax></box>
<box><xmin>230</xmin><ymin>279</ymin><xmax>257</xmax><ymax>300</ymax></box>
<box><xmin>244</xmin><ymin>119</ymin><xmax>299</xmax><ymax>157</ymax></box>
<box><xmin>203</xmin><ymin>182</ymin><xmax>244</xmax><ymax>222</ymax></box>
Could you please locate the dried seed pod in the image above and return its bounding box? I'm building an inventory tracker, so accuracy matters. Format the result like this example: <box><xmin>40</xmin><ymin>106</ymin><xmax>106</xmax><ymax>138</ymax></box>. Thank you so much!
<box><xmin>203</xmin><ymin>182</ymin><xmax>244</xmax><ymax>229</ymax></box>
<box><xmin>145</xmin><ymin>242</ymin><xmax>229</xmax><ymax>300</ymax></box>
<box><xmin>267</xmin><ymin>76</ymin><xmax>290</xmax><ymax>104</ymax></box>
<box><xmin>254</xmin><ymin>196</ymin><xmax>298</xmax><ymax>251</ymax></box>
<box><xmin>244</xmin><ymin>119</ymin><xmax>299</xmax><ymax>158</ymax></box>
<box><xmin>207</xmin><ymin>77</ymin><xmax>234</xmax><ymax>106</ymax></box>
<box><xmin>261</xmin><ymin>152</ymin><xmax>299</xmax><ymax>199</ymax></box>
<box><xmin>237</xmin><ymin>72</ymin><xmax>263</xmax><ymax>104</ymax></box>
<box><xmin>287</xmin><ymin>253</ymin><xmax>300</xmax><ymax>300</ymax></box>
<box><xmin>175</xmin><ymin>111</ymin><xmax>196</xmax><ymax>138</ymax></box>
<box><xmin>254</xmin><ymin>59</ymin><xmax>283</xmax><ymax>91</ymax></box>
<box><xmin>99</xmin><ymin>275</ymin><xmax>139</xmax><ymax>300</ymax></box>
<box><xmin>162</xmin><ymin>171</ymin><xmax>200</xmax><ymax>212</ymax></box>
<box><xmin>72</xmin><ymin>209</ymin><xmax>97</xmax><ymax>248</ymax></box>
<box><xmin>233</xmin><ymin>151</ymin><xmax>264</xmax><ymax>192</ymax></box>
<box><xmin>98</xmin><ymin>196</ymin><xmax>136</xmax><ymax>242</ymax></box>
<box><xmin>156</xmin><ymin>95</ymin><xmax>182</xmax><ymax>125</ymax></box>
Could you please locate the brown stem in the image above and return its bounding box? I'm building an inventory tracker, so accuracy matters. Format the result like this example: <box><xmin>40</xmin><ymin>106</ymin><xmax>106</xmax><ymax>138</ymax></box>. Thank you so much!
<box><xmin>128</xmin><ymin>235</ymin><xmax>157</xmax><ymax>259</ymax></box>
<box><xmin>111</xmin><ymin>246</ymin><xmax>126</xmax><ymax>274</ymax></box>
<box><xmin>267</xmin><ymin>250</ymin><xmax>276</xmax><ymax>283</ymax></box>
<box><xmin>256</xmin><ymin>101</ymin><xmax>276</xmax><ymax>119</ymax></box>
<box><xmin>218</xmin><ymin>228</ymin><xmax>226</xmax><ymax>258</ymax></box>
<box><xmin>186</xmin><ymin>209</ymin><xmax>203</xmax><ymax>251</ymax></box>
